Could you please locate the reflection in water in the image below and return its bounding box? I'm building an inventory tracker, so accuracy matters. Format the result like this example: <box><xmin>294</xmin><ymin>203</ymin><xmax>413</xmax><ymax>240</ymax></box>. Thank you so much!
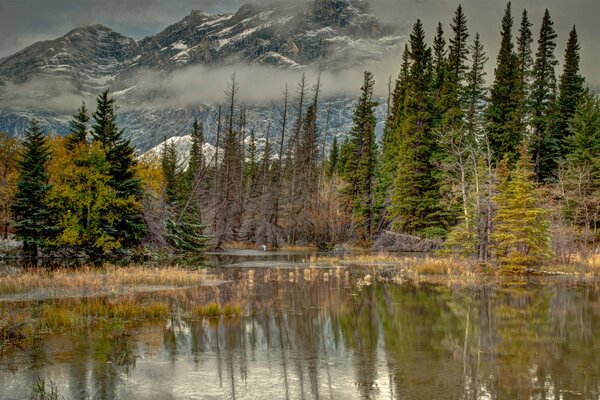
<box><xmin>1</xmin><ymin>267</ymin><xmax>600</xmax><ymax>399</ymax></box>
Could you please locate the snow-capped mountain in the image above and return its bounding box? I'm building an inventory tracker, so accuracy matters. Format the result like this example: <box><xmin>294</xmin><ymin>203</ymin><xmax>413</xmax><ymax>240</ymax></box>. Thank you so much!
<box><xmin>141</xmin><ymin>135</ymin><xmax>219</xmax><ymax>168</ymax></box>
<box><xmin>0</xmin><ymin>0</ymin><xmax>405</xmax><ymax>151</ymax></box>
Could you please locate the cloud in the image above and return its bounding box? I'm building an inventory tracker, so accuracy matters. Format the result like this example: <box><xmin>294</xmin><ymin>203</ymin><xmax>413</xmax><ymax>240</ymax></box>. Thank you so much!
<box><xmin>0</xmin><ymin>76</ymin><xmax>95</xmax><ymax>113</ymax></box>
<box><xmin>117</xmin><ymin>54</ymin><xmax>405</xmax><ymax>109</ymax></box>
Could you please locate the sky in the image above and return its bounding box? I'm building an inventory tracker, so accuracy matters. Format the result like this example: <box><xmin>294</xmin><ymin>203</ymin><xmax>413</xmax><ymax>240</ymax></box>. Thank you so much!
<box><xmin>0</xmin><ymin>0</ymin><xmax>598</xmax><ymax>106</ymax></box>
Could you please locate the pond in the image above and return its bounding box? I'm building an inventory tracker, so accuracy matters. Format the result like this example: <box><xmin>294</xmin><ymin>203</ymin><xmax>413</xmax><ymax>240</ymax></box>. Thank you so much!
<box><xmin>1</xmin><ymin>252</ymin><xmax>599</xmax><ymax>399</ymax></box>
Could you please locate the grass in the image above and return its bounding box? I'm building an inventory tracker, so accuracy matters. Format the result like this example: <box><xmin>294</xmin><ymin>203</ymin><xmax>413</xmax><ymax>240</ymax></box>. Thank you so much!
<box><xmin>33</xmin><ymin>298</ymin><xmax>170</xmax><ymax>332</ymax></box>
<box><xmin>0</xmin><ymin>265</ymin><xmax>209</xmax><ymax>294</ymax></box>
<box><xmin>30</xmin><ymin>377</ymin><xmax>63</xmax><ymax>400</ymax></box>
<box><xmin>194</xmin><ymin>302</ymin><xmax>241</xmax><ymax>318</ymax></box>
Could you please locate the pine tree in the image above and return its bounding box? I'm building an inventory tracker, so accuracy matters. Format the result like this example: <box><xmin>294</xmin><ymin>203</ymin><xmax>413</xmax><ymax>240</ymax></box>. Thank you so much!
<box><xmin>380</xmin><ymin>45</ymin><xmax>410</xmax><ymax>197</ymax></box>
<box><xmin>561</xmin><ymin>91</ymin><xmax>600</xmax><ymax>242</ymax></box>
<box><xmin>464</xmin><ymin>33</ymin><xmax>488</xmax><ymax>142</ymax></box>
<box><xmin>91</xmin><ymin>89</ymin><xmax>146</xmax><ymax>247</ymax></box>
<box><xmin>492</xmin><ymin>146</ymin><xmax>551</xmax><ymax>272</ymax></box>
<box><xmin>11</xmin><ymin>119</ymin><xmax>54</xmax><ymax>260</ymax></box>
<box><xmin>341</xmin><ymin>71</ymin><xmax>379</xmax><ymax>243</ymax></box>
<box><xmin>186</xmin><ymin>118</ymin><xmax>205</xmax><ymax>192</ymax></box>
<box><xmin>65</xmin><ymin>102</ymin><xmax>89</xmax><ymax>151</ymax></box>
<box><xmin>328</xmin><ymin>135</ymin><xmax>339</xmax><ymax>176</ymax></box>
<box><xmin>432</xmin><ymin>22</ymin><xmax>447</xmax><ymax>97</ymax></box>
<box><xmin>515</xmin><ymin>9</ymin><xmax>533</xmax><ymax>129</ymax></box>
<box><xmin>553</xmin><ymin>26</ymin><xmax>585</xmax><ymax>159</ymax></box>
<box><xmin>486</xmin><ymin>2</ymin><xmax>521</xmax><ymax>164</ymax></box>
<box><xmin>390</xmin><ymin>20</ymin><xmax>446</xmax><ymax>238</ymax></box>
<box><xmin>530</xmin><ymin>9</ymin><xmax>558</xmax><ymax>181</ymax></box>
<box><xmin>161</xmin><ymin>138</ymin><xmax>179</xmax><ymax>205</ymax></box>
<box><xmin>46</xmin><ymin>140</ymin><xmax>122</xmax><ymax>257</ymax></box>
<box><xmin>438</xmin><ymin>4</ymin><xmax>469</xmax><ymax>130</ymax></box>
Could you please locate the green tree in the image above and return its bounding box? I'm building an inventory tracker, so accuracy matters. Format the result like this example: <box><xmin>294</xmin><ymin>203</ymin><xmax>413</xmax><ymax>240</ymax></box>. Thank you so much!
<box><xmin>160</xmin><ymin>137</ymin><xmax>209</xmax><ymax>252</ymax></box>
<box><xmin>46</xmin><ymin>140</ymin><xmax>123</xmax><ymax>256</ymax></box>
<box><xmin>492</xmin><ymin>146</ymin><xmax>551</xmax><ymax>272</ymax></box>
<box><xmin>328</xmin><ymin>135</ymin><xmax>339</xmax><ymax>176</ymax></box>
<box><xmin>65</xmin><ymin>102</ymin><xmax>89</xmax><ymax>151</ymax></box>
<box><xmin>554</xmin><ymin>26</ymin><xmax>585</xmax><ymax>159</ymax></box>
<box><xmin>11</xmin><ymin>119</ymin><xmax>54</xmax><ymax>260</ymax></box>
<box><xmin>464</xmin><ymin>33</ymin><xmax>488</xmax><ymax>142</ymax></box>
<box><xmin>91</xmin><ymin>89</ymin><xmax>146</xmax><ymax>247</ymax></box>
<box><xmin>341</xmin><ymin>71</ymin><xmax>379</xmax><ymax>243</ymax></box>
<box><xmin>380</xmin><ymin>45</ymin><xmax>410</xmax><ymax>197</ymax></box>
<box><xmin>530</xmin><ymin>9</ymin><xmax>558</xmax><ymax>181</ymax></box>
<box><xmin>515</xmin><ymin>9</ymin><xmax>534</xmax><ymax>129</ymax></box>
<box><xmin>560</xmin><ymin>91</ymin><xmax>600</xmax><ymax>243</ymax></box>
<box><xmin>486</xmin><ymin>2</ymin><xmax>521</xmax><ymax>164</ymax></box>
<box><xmin>441</xmin><ymin>4</ymin><xmax>469</xmax><ymax>129</ymax></box>
<box><xmin>390</xmin><ymin>20</ymin><xmax>446</xmax><ymax>238</ymax></box>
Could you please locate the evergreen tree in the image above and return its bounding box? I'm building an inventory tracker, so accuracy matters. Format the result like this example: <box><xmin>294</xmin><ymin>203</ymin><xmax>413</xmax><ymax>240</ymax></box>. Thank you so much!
<box><xmin>492</xmin><ymin>146</ymin><xmax>551</xmax><ymax>272</ymax></box>
<box><xmin>530</xmin><ymin>9</ymin><xmax>559</xmax><ymax>181</ymax></box>
<box><xmin>186</xmin><ymin>118</ymin><xmax>205</xmax><ymax>190</ymax></box>
<box><xmin>515</xmin><ymin>9</ymin><xmax>533</xmax><ymax>129</ymax></box>
<box><xmin>161</xmin><ymin>137</ymin><xmax>209</xmax><ymax>252</ymax></box>
<box><xmin>341</xmin><ymin>71</ymin><xmax>379</xmax><ymax>243</ymax></box>
<box><xmin>432</xmin><ymin>22</ymin><xmax>447</xmax><ymax>89</ymax></box>
<box><xmin>380</xmin><ymin>45</ymin><xmax>410</xmax><ymax>197</ymax></box>
<box><xmin>486</xmin><ymin>2</ymin><xmax>521</xmax><ymax>164</ymax></box>
<box><xmin>443</xmin><ymin>4</ymin><xmax>470</xmax><ymax>127</ymax></box>
<box><xmin>91</xmin><ymin>89</ymin><xmax>146</xmax><ymax>247</ymax></box>
<box><xmin>328</xmin><ymin>135</ymin><xmax>339</xmax><ymax>176</ymax></box>
<box><xmin>554</xmin><ymin>26</ymin><xmax>585</xmax><ymax>158</ymax></box>
<box><xmin>11</xmin><ymin>119</ymin><xmax>54</xmax><ymax>260</ymax></box>
<box><xmin>561</xmin><ymin>91</ymin><xmax>600</xmax><ymax>242</ymax></box>
<box><xmin>390</xmin><ymin>20</ymin><xmax>446</xmax><ymax>238</ymax></box>
<box><xmin>568</xmin><ymin>90</ymin><xmax>600</xmax><ymax>170</ymax></box>
<box><xmin>464</xmin><ymin>33</ymin><xmax>488</xmax><ymax>142</ymax></box>
<box><xmin>65</xmin><ymin>102</ymin><xmax>89</xmax><ymax>151</ymax></box>
<box><xmin>46</xmin><ymin>140</ymin><xmax>123</xmax><ymax>257</ymax></box>
<box><xmin>161</xmin><ymin>138</ymin><xmax>179</xmax><ymax>205</ymax></box>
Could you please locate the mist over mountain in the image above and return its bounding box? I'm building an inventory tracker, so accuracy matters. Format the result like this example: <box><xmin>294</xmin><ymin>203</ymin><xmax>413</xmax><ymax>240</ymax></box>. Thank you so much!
<box><xmin>0</xmin><ymin>0</ymin><xmax>406</xmax><ymax>152</ymax></box>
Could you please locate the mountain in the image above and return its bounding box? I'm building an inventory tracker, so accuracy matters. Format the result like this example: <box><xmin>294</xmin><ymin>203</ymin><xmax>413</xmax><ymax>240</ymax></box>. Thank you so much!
<box><xmin>0</xmin><ymin>0</ymin><xmax>405</xmax><ymax>152</ymax></box>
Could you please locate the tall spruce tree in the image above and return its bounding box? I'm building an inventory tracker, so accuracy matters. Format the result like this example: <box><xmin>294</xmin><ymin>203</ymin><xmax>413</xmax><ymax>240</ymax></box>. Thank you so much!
<box><xmin>554</xmin><ymin>26</ymin><xmax>585</xmax><ymax>158</ymax></box>
<box><xmin>432</xmin><ymin>22</ymin><xmax>447</xmax><ymax>92</ymax></box>
<box><xmin>390</xmin><ymin>20</ymin><xmax>446</xmax><ymax>238</ymax></box>
<box><xmin>530</xmin><ymin>9</ymin><xmax>558</xmax><ymax>181</ymax></box>
<box><xmin>65</xmin><ymin>102</ymin><xmax>89</xmax><ymax>151</ymax></box>
<box><xmin>441</xmin><ymin>4</ymin><xmax>469</xmax><ymax>129</ymax></box>
<box><xmin>11</xmin><ymin>119</ymin><xmax>54</xmax><ymax>260</ymax></box>
<box><xmin>328</xmin><ymin>135</ymin><xmax>339</xmax><ymax>176</ymax></box>
<box><xmin>342</xmin><ymin>71</ymin><xmax>379</xmax><ymax>243</ymax></box>
<box><xmin>91</xmin><ymin>89</ymin><xmax>146</xmax><ymax>248</ymax></box>
<box><xmin>515</xmin><ymin>9</ymin><xmax>533</xmax><ymax>130</ymax></box>
<box><xmin>464</xmin><ymin>33</ymin><xmax>488</xmax><ymax>142</ymax></box>
<box><xmin>380</xmin><ymin>45</ymin><xmax>411</xmax><ymax>196</ymax></box>
<box><xmin>486</xmin><ymin>2</ymin><xmax>521</xmax><ymax>164</ymax></box>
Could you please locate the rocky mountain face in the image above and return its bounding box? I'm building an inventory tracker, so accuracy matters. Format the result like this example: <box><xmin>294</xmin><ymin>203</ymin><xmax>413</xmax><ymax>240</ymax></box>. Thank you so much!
<box><xmin>0</xmin><ymin>0</ymin><xmax>404</xmax><ymax>152</ymax></box>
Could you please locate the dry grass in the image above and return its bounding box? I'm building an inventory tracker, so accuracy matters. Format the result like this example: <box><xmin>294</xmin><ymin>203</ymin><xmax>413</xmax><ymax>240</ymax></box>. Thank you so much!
<box><xmin>308</xmin><ymin>253</ymin><xmax>479</xmax><ymax>275</ymax></box>
<box><xmin>34</xmin><ymin>298</ymin><xmax>170</xmax><ymax>332</ymax></box>
<box><xmin>193</xmin><ymin>302</ymin><xmax>241</xmax><ymax>318</ymax></box>
<box><xmin>544</xmin><ymin>253</ymin><xmax>600</xmax><ymax>276</ymax></box>
<box><xmin>0</xmin><ymin>265</ymin><xmax>209</xmax><ymax>294</ymax></box>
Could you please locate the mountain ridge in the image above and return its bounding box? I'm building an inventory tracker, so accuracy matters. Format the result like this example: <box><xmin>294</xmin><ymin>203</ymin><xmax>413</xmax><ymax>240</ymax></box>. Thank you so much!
<box><xmin>0</xmin><ymin>0</ymin><xmax>404</xmax><ymax>151</ymax></box>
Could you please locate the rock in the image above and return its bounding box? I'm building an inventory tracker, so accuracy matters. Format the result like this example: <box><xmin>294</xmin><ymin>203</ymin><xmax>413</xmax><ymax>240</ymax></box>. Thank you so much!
<box><xmin>371</xmin><ymin>230</ymin><xmax>442</xmax><ymax>253</ymax></box>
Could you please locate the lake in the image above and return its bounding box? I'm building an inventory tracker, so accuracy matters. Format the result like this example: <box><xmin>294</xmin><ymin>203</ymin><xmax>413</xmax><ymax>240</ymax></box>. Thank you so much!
<box><xmin>1</xmin><ymin>251</ymin><xmax>599</xmax><ymax>399</ymax></box>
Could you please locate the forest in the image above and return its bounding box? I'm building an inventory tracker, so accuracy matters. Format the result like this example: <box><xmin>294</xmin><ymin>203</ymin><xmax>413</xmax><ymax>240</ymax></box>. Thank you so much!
<box><xmin>0</xmin><ymin>3</ymin><xmax>598</xmax><ymax>273</ymax></box>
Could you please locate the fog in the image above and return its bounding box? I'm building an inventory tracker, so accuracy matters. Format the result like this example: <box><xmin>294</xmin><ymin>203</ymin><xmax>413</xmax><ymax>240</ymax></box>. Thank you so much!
<box><xmin>0</xmin><ymin>0</ymin><xmax>598</xmax><ymax>114</ymax></box>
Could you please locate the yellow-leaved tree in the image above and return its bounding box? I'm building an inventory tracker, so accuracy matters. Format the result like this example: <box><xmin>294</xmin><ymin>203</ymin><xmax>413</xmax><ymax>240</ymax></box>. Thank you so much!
<box><xmin>492</xmin><ymin>146</ymin><xmax>552</xmax><ymax>272</ymax></box>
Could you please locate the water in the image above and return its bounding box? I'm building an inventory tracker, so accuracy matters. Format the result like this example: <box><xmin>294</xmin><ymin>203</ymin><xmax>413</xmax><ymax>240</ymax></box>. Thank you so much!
<box><xmin>1</xmin><ymin>254</ymin><xmax>600</xmax><ymax>399</ymax></box>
